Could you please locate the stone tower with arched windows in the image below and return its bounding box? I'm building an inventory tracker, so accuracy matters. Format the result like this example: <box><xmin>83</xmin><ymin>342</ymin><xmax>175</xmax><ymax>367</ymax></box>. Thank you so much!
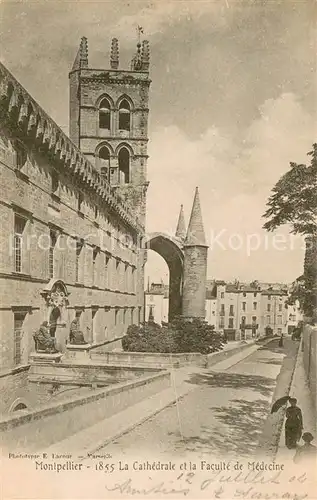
<box><xmin>69</xmin><ymin>37</ymin><xmax>151</xmax><ymax>225</ymax></box>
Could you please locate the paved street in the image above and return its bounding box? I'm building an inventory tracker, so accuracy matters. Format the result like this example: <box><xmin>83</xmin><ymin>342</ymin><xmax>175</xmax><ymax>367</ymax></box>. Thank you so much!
<box><xmin>103</xmin><ymin>340</ymin><xmax>288</xmax><ymax>461</ymax></box>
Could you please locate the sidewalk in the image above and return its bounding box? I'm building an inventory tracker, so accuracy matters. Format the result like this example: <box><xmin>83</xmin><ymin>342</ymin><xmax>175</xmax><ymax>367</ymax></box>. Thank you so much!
<box><xmin>41</xmin><ymin>342</ymin><xmax>259</xmax><ymax>457</ymax></box>
<box><xmin>276</xmin><ymin>338</ymin><xmax>316</xmax><ymax>462</ymax></box>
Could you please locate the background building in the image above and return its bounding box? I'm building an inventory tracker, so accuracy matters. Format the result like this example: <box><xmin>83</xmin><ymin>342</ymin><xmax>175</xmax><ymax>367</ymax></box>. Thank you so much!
<box><xmin>287</xmin><ymin>301</ymin><xmax>303</xmax><ymax>334</ymax></box>
<box><xmin>144</xmin><ymin>282</ymin><xmax>168</xmax><ymax>325</ymax></box>
<box><xmin>205</xmin><ymin>280</ymin><xmax>217</xmax><ymax>328</ymax></box>
<box><xmin>145</xmin><ymin>279</ymin><xmax>292</xmax><ymax>340</ymax></box>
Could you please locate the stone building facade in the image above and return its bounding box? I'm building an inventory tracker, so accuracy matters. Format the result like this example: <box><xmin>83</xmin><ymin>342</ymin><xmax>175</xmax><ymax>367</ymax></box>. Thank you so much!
<box><xmin>144</xmin><ymin>283</ymin><xmax>169</xmax><ymax>325</ymax></box>
<box><xmin>0</xmin><ymin>37</ymin><xmax>150</xmax><ymax>414</ymax></box>
<box><xmin>215</xmin><ymin>281</ymin><xmax>288</xmax><ymax>339</ymax></box>
<box><xmin>149</xmin><ymin>279</ymin><xmax>290</xmax><ymax>340</ymax></box>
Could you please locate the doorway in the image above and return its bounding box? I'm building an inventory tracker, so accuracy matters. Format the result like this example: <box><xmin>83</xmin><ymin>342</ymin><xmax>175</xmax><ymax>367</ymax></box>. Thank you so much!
<box><xmin>49</xmin><ymin>307</ymin><xmax>61</xmax><ymax>337</ymax></box>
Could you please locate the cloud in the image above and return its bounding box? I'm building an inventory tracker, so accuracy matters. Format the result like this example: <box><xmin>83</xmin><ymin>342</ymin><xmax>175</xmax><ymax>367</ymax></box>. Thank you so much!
<box><xmin>114</xmin><ymin>1</ymin><xmax>228</xmax><ymax>42</ymax></box>
<box><xmin>146</xmin><ymin>92</ymin><xmax>315</xmax><ymax>283</ymax></box>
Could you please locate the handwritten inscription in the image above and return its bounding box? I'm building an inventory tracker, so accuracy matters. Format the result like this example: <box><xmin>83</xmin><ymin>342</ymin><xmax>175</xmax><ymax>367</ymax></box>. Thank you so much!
<box><xmin>8</xmin><ymin>453</ymin><xmax>314</xmax><ymax>499</ymax></box>
<box><xmin>104</xmin><ymin>470</ymin><xmax>309</xmax><ymax>499</ymax></box>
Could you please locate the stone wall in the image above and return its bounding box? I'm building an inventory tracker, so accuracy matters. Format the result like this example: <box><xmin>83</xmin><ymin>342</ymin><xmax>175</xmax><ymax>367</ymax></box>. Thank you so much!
<box><xmin>92</xmin><ymin>350</ymin><xmax>206</xmax><ymax>368</ymax></box>
<box><xmin>302</xmin><ymin>325</ymin><xmax>317</xmax><ymax>411</ymax></box>
<box><xmin>27</xmin><ymin>361</ymin><xmax>164</xmax><ymax>386</ymax></box>
<box><xmin>0</xmin><ymin>366</ymin><xmax>93</xmax><ymax>415</ymax></box>
<box><xmin>92</xmin><ymin>341</ymin><xmax>256</xmax><ymax>369</ymax></box>
<box><xmin>0</xmin><ymin>370</ymin><xmax>170</xmax><ymax>452</ymax></box>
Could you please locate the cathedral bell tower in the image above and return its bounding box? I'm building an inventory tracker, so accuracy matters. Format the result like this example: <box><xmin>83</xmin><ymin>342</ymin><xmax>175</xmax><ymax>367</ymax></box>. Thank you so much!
<box><xmin>69</xmin><ymin>36</ymin><xmax>151</xmax><ymax>226</ymax></box>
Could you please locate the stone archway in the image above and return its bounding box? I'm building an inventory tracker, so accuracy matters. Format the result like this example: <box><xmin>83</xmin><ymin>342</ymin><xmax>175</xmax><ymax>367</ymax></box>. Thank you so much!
<box><xmin>9</xmin><ymin>397</ymin><xmax>30</xmax><ymax>414</ymax></box>
<box><xmin>41</xmin><ymin>279</ymin><xmax>69</xmax><ymax>327</ymax></box>
<box><xmin>145</xmin><ymin>233</ymin><xmax>184</xmax><ymax>321</ymax></box>
<box><xmin>40</xmin><ymin>280</ymin><xmax>70</xmax><ymax>351</ymax></box>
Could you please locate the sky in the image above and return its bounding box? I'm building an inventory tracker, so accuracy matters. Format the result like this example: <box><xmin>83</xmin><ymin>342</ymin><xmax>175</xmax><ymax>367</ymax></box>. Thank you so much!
<box><xmin>1</xmin><ymin>0</ymin><xmax>316</xmax><ymax>284</ymax></box>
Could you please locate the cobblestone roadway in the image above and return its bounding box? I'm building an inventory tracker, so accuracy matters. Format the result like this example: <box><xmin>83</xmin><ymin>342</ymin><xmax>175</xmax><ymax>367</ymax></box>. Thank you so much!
<box><xmin>103</xmin><ymin>340</ymin><xmax>287</xmax><ymax>460</ymax></box>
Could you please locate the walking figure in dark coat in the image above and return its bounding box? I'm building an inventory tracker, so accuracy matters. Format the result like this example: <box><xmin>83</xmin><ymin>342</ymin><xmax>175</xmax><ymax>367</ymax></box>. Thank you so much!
<box><xmin>285</xmin><ymin>397</ymin><xmax>303</xmax><ymax>449</ymax></box>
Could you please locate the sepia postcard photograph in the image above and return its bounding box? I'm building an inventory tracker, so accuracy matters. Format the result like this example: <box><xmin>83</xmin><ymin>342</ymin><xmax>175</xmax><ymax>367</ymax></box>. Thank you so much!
<box><xmin>0</xmin><ymin>0</ymin><xmax>316</xmax><ymax>498</ymax></box>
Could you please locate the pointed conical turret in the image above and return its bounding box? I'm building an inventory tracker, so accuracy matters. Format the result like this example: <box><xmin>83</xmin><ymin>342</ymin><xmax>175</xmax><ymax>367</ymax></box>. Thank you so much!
<box><xmin>110</xmin><ymin>38</ymin><xmax>119</xmax><ymax>69</ymax></box>
<box><xmin>175</xmin><ymin>205</ymin><xmax>186</xmax><ymax>240</ymax></box>
<box><xmin>71</xmin><ymin>37</ymin><xmax>88</xmax><ymax>71</ymax></box>
<box><xmin>141</xmin><ymin>40</ymin><xmax>150</xmax><ymax>71</ymax></box>
<box><xmin>184</xmin><ymin>187</ymin><xmax>207</xmax><ymax>246</ymax></box>
<box><xmin>182</xmin><ymin>187</ymin><xmax>208</xmax><ymax>319</ymax></box>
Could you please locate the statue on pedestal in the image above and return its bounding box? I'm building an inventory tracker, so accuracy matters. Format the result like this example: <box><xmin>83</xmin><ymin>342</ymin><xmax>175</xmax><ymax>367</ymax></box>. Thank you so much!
<box><xmin>34</xmin><ymin>321</ymin><xmax>58</xmax><ymax>353</ymax></box>
<box><xmin>69</xmin><ymin>319</ymin><xmax>88</xmax><ymax>345</ymax></box>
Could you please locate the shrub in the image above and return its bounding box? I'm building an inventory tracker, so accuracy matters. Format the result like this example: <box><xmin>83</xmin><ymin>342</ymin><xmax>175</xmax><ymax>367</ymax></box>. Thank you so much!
<box><xmin>122</xmin><ymin>317</ymin><xmax>226</xmax><ymax>354</ymax></box>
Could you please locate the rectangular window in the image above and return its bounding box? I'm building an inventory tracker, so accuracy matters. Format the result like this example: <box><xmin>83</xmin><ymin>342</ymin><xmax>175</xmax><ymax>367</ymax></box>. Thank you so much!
<box><xmin>14</xmin><ymin>312</ymin><xmax>25</xmax><ymax>366</ymax></box>
<box><xmin>241</xmin><ymin>316</ymin><xmax>246</xmax><ymax>326</ymax></box>
<box><xmin>123</xmin><ymin>308</ymin><xmax>126</xmax><ymax>325</ymax></box>
<box><xmin>116</xmin><ymin>259</ymin><xmax>120</xmax><ymax>289</ymax></box>
<box><xmin>220</xmin><ymin>292</ymin><xmax>224</xmax><ymax>299</ymax></box>
<box><xmin>92</xmin><ymin>308</ymin><xmax>97</xmax><ymax>342</ymax></box>
<box><xmin>229</xmin><ymin>305</ymin><xmax>234</xmax><ymax>316</ymax></box>
<box><xmin>252</xmin><ymin>316</ymin><xmax>257</xmax><ymax>323</ymax></box>
<box><xmin>124</xmin><ymin>263</ymin><xmax>129</xmax><ymax>291</ymax></box>
<box><xmin>51</xmin><ymin>171</ymin><xmax>59</xmax><ymax>194</ymax></box>
<box><xmin>254</xmin><ymin>292</ymin><xmax>257</xmax><ymax>298</ymax></box>
<box><xmin>14</xmin><ymin>215</ymin><xmax>26</xmax><ymax>273</ymax></box>
<box><xmin>115</xmin><ymin>308</ymin><xmax>119</xmax><ymax>326</ymax></box>
<box><xmin>220</xmin><ymin>304</ymin><xmax>225</xmax><ymax>315</ymax></box>
<box><xmin>49</xmin><ymin>230</ymin><xmax>57</xmax><ymax>279</ymax></box>
<box><xmin>279</xmin><ymin>304</ymin><xmax>283</xmax><ymax>312</ymax></box>
<box><xmin>268</xmin><ymin>295</ymin><xmax>271</xmax><ymax>301</ymax></box>
<box><xmin>277</xmin><ymin>328</ymin><xmax>282</xmax><ymax>335</ymax></box>
<box><xmin>78</xmin><ymin>192</ymin><xmax>83</xmax><ymax>212</ymax></box>
<box><xmin>267</xmin><ymin>304</ymin><xmax>271</xmax><ymax>312</ymax></box>
<box><xmin>105</xmin><ymin>254</ymin><xmax>110</xmax><ymax>287</ymax></box>
<box><xmin>219</xmin><ymin>317</ymin><xmax>225</xmax><ymax>328</ymax></box>
<box><xmin>266</xmin><ymin>315</ymin><xmax>271</xmax><ymax>325</ymax></box>
<box><xmin>138</xmin><ymin>306</ymin><xmax>142</xmax><ymax>326</ymax></box>
<box><xmin>253</xmin><ymin>302</ymin><xmax>257</xmax><ymax>310</ymax></box>
<box><xmin>92</xmin><ymin>247</ymin><xmax>99</xmax><ymax>286</ymax></box>
<box><xmin>132</xmin><ymin>267</ymin><xmax>136</xmax><ymax>292</ymax></box>
<box><xmin>15</xmin><ymin>141</ymin><xmax>27</xmax><ymax>170</ymax></box>
<box><xmin>228</xmin><ymin>317</ymin><xmax>234</xmax><ymax>328</ymax></box>
<box><xmin>242</xmin><ymin>302</ymin><xmax>246</xmax><ymax>312</ymax></box>
<box><xmin>75</xmin><ymin>240</ymin><xmax>83</xmax><ymax>283</ymax></box>
<box><xmin>277</xmin><ymin>315</ymin><xmax>282</xmax><ymax>325</ymax></box>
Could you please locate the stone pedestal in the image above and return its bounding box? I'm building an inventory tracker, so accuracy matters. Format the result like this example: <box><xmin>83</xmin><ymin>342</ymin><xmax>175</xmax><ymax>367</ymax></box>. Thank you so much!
<box><xmin>65</xmin><ymin>344</ymin><xmax>92</xmax><ymax>363</ymax></box>
<box><xmin>29</xmin><ymin>352</ymin><xmax>63</xmax><ymax>365</ymax></box>
<box><xmin>55</xmin><ymin>324</ymin><xmax>68</xmax><ymax>353</ymax></box>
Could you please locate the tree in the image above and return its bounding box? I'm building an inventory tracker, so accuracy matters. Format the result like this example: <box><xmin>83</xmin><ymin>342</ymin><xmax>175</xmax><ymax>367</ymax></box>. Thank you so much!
<box><xmin>262</xmin><ymin>144</ymin><xmax>317</xmax><ymax>322</ymax></box>
<box><xmin>122</xmin><ymin>318</ymin><xmax>226</xmax><ymax>354</ymax></box>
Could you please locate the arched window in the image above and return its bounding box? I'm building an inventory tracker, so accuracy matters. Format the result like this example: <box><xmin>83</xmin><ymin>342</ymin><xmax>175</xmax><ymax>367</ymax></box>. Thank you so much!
<box><xmin>118</xmin><ymin>99</ymin><xmax>131</xmax><ymax>131</ymax></box>
<box><xmin>98</xmin><ymin>146</ymin><xmax>110</xmax><ymax>180</ymax></box>
<box><xmin>118</xmin><ymin>147</ymin><xmax>130</xmax><ymax>184</ymax></box>
<box><xmin>99</xmin><ymin>98</ymin><xmax>111</xmax><ymax>130</ymax></box>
